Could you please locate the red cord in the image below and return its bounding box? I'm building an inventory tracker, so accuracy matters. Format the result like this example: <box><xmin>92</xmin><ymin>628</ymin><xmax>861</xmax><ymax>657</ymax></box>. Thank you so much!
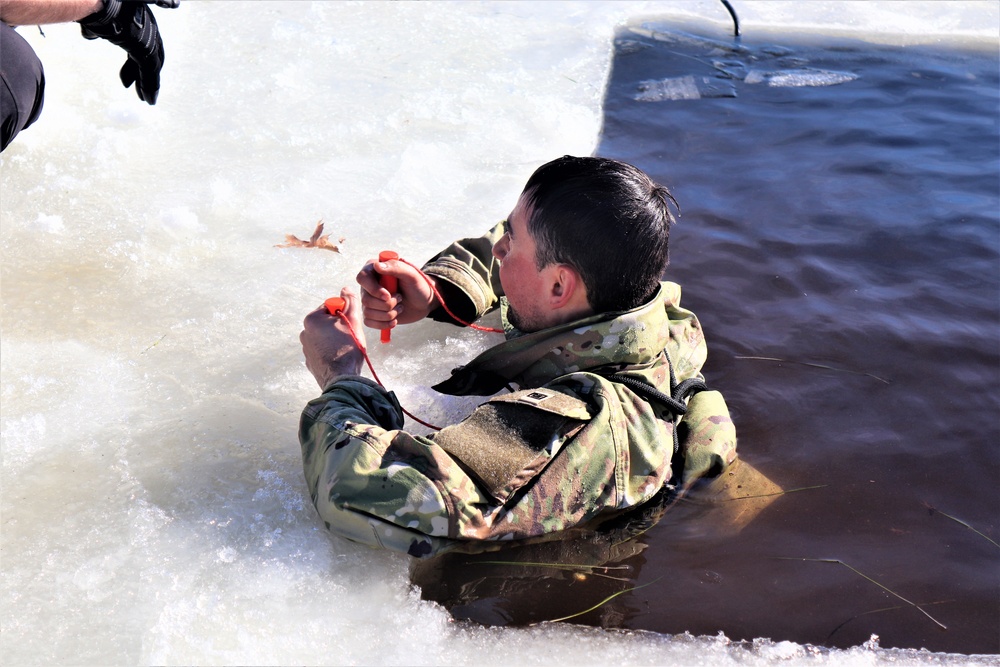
<box><xmin>398</xmin><ymin>258</ymin><xmax>503</xmax><ymax>334</ymax></box>
<box><xmin>327</xmin><ymin>306</ymin><xmax>444</xmax><ymax>431</ymax></box>
<box><xmin>324</xmin><ymin>255</ymin><xmax>503</xmax><ymax>431</ymax></box>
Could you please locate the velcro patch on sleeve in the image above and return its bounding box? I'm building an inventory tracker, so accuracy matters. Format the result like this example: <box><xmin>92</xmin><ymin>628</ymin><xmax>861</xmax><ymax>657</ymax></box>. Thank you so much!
<box><xmin>489</xmin><ymin>388</ymin><xmax>592</xmax><ymax>420</ymax></box>
<box><xmin>430</xmin><ymin>388</ymin><xmax>590</xmax><ymax>502</ymax></box>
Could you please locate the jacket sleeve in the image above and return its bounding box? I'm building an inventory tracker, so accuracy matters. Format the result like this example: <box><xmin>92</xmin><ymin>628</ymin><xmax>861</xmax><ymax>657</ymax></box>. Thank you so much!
<box><xmin>421</xmin><ymin>222</ymin><xmax>505</xmax><ymax>325</ymax></box>
<box><xmin>677</xmin><ymin>389</ymin><xmax>738</xmax><ymax>486</ymax></box>
<box><xmin>299</xmin><ymin>377</ymin><xmax>628</xmax><ymax>557</ymax></box>
<box><xmin>299</xmin><ymin>376</ymin><xmax>493</xmax><ymax>557</ymax></box>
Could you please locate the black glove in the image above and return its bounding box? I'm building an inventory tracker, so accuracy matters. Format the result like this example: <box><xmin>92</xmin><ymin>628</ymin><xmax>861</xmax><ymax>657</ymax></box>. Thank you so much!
<box><xmin>79</xmin><ymin>0</ymin><xmax>174</xmax><ymax>105</ymax></box>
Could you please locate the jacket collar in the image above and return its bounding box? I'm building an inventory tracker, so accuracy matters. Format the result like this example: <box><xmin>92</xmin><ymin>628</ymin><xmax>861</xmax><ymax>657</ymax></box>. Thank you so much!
<box><xmin>433</xmin><ymin>282</ymin><xmax>704</xmax><ymax>396</ymax></box>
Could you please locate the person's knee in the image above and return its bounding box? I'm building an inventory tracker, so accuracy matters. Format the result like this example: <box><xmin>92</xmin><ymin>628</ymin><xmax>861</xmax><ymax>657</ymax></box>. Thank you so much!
<box><xmin>1</xmin><ymin>22</ymin><xmax>46</xmax><ymax>151</ymax></box>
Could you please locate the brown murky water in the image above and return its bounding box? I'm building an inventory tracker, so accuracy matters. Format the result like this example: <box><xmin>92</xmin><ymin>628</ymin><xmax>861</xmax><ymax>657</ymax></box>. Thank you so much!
<box><xmin>413</xmin><ymin>20</ymin><xmax>999</xmax><ymax>655</ymax></box>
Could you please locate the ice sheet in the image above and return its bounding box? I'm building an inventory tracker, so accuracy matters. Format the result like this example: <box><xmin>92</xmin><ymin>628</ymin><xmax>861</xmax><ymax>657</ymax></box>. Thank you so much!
<box><xmin>2</xmin><ymin>1</ymin><xmax>996</xmax><ymax>665</ymax></box>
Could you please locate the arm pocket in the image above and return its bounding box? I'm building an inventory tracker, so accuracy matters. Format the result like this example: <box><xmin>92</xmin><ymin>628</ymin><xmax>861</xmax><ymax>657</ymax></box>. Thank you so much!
<box><xmin>430</xmin><ymin>388</ymin><xmax>590</xmax><ymax>503</ymax></box>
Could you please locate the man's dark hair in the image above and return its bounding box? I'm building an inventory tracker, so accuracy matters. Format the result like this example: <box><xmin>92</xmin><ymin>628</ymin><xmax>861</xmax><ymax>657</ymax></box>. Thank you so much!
<box><xmin>522</xmin><ymin>155</ymin><xmax>679</xmax><ymax>314</ymax></box>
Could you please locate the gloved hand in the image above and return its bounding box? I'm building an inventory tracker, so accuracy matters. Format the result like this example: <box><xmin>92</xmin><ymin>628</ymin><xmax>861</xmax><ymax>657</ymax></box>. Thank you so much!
<box><xmin>78</xmin><ymin>0</ymin><xmax>176</xmax><ymax>105</ymax></box>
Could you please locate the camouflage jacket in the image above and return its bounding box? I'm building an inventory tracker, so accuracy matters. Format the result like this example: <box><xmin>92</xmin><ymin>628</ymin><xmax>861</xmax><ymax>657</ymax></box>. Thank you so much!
<box><xmin>300</xmin><ymin>224</ymin><xmax>737</xmax><ymax>557</ymax></box>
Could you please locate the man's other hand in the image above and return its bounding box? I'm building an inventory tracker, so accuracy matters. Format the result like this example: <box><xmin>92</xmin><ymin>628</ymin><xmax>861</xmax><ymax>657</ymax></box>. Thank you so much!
<box><xmin>300</xmin><ymin>288</ymin><xmax>366</xmax><ymax>391</ymax></box>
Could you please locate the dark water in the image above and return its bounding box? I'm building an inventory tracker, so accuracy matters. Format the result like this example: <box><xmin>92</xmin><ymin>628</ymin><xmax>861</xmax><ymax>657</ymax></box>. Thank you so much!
<box><xmin>413</xmin><ymin>20</ymin><xmax>1000</xmax><ymax>655</ymax></box>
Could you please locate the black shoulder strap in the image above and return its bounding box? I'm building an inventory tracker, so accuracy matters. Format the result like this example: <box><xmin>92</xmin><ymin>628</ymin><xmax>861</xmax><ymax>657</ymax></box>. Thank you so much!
<box><xmin>605</xmin><ymin>352</ymin><xmax>709</xmax><ymax>459</ymax></box>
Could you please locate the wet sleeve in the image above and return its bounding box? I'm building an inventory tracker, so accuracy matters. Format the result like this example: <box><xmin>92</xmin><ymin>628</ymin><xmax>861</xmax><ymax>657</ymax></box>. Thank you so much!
<box><xmin>421</xmin><ymin>222</ymin><xmax>505</xmax><ymax>325</ymax></box>
<box><xmin>298</xmin><ymin>376</ymin><xmax>490</xmax><ymax>557</ymax></box>
<box><xmin>676</xmin><ymin>389</ymin><xmax>738</xmax><ymax>484</ymax></box>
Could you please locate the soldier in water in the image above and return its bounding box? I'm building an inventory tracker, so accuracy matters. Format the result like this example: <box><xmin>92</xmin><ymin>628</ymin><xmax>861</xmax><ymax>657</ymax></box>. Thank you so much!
<box><xmin>298</xmin><ymin>155</ymin><xmax>737</xmax><ymax>557</ymax></box>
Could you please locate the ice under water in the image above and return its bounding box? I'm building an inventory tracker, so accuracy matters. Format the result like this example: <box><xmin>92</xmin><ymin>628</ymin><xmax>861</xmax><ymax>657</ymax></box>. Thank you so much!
<box><xmin>2</xmin><ymin>2</ymin><xmax>997</xmax><ymax>665</ymax></box>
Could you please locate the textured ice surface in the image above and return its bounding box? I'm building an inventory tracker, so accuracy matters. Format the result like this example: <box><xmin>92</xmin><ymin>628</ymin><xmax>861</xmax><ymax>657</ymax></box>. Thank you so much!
<box><xmin>1</xmin><ymin>1</ymin><xmax>996</xmax><ymax>665</ymax></box>
<box><xmin>744</xmin><ymin>67</ymin><xmax>859</xmax><ymax>87</ymax></box>
<box><xmin>635</xmin><ymin>75</ymin><xmax>737</xmax><ymax>101</ymax></box>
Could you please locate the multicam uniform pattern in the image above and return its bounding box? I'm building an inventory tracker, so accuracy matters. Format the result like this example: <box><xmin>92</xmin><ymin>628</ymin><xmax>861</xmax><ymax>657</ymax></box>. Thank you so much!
<box><xmin>300</xmin><ymin>224</ymin><xmax>737</xmax><ymax>557</ymax></box>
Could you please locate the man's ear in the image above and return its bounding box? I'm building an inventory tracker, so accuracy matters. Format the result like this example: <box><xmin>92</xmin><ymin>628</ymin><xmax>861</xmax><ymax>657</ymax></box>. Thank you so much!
<box><xmin>548</xmin><ymin>264</ymin><xmax>587</xmax><ymax>310</ymax></box>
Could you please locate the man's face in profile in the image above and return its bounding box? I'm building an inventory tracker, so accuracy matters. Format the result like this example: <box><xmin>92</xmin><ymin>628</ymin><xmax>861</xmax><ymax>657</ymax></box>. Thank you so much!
<box><xmin>492</xmin><ymin>193</ymin><xmax>549</xmax><ymax>333</ymax></box>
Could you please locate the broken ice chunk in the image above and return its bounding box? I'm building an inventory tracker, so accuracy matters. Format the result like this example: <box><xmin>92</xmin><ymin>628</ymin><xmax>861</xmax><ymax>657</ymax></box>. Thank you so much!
<box><xmin>634</xmin><ymin>75</ymin><xmax>737</xmax><ymax>102</ymax></box>
<box><xmin>744</xmin><ymin>68</ymin><xmax>859</xmax><ymax>87</ymax></box>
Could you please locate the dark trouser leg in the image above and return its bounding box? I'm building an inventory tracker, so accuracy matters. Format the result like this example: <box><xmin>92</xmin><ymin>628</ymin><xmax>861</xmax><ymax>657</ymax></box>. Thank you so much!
<box><xmin>1</xmin><ymin>22</ymin><xmax>46</xmax><ymax>151</ymax></box>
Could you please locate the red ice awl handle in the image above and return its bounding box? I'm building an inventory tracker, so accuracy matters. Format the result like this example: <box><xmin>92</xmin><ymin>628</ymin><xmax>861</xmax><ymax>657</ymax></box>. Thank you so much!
<box><xmin>324</xmin><ymin>297</ymin><xmax>346</xmax><ymax>315</ymax></box>
<box><xmin>378</xmin><ymin>250</ymin><xmax>399</xmax><ymax>343</ymax></box>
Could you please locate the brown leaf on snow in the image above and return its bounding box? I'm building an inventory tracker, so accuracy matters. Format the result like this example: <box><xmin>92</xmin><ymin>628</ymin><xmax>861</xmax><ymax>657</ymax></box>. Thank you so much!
<box><xmin>275</xmin><ymin>220</ymin><xmax>345</xmax><ymax>252</ymax></box>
